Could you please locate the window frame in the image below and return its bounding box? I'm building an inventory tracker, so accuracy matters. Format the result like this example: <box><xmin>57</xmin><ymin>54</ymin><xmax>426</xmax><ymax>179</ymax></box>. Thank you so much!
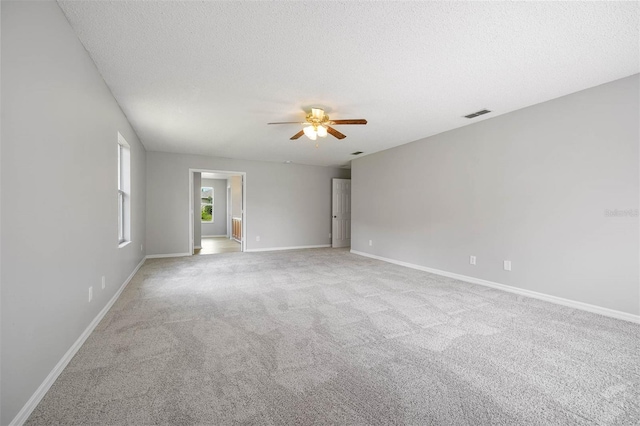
<box><xmin>118</xmin><ymin>133</ymin><xmax>131</xmax><ymax>247</ymax></box>
<box><xmin>201</xmin><ymin>186</ymin><xmax>214</xmax><ymax>223</ymax></box>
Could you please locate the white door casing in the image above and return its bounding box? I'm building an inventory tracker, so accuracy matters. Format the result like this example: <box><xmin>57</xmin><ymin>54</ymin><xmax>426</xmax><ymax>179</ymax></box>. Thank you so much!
<box><xmin>227</xmin><ymin>186</ymin><xmax>232</xmax><ymax>239</ymax></box>
<box><xmin>189</xmin><ymin>169</ymin><xmax>247</xmax><ymax>253</ymax></box>
<box><xmin>332</xmin><ymin>178</ymin><xmax>351</xmax><ymax>248</ymax></box>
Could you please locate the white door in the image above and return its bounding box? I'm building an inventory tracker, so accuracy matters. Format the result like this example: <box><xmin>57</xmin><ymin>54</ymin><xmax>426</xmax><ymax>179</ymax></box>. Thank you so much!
<box><xmin>332</xmin><ymin>178</ymin><xmax>351</xmax><ymax>248</ymax></box>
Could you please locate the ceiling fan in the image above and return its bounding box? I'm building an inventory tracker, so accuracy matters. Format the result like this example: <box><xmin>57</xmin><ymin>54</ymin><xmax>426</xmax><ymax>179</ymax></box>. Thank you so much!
<box><xmin>268</xmin><ymin>108</ymin><xmax>367</xmax><ymax>142</ymax></box>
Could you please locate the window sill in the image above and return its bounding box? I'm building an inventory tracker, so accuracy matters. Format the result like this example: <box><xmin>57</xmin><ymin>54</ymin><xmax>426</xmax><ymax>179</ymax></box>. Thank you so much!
<box><xmin>201</xmin><ymin>221</ymin><xmax>214</xmax><ymax>224</ymax></box>
<box><xmin>118</xmin><ymin>241</ymin><xmax>132</xmax><ymax>249</ymax></box>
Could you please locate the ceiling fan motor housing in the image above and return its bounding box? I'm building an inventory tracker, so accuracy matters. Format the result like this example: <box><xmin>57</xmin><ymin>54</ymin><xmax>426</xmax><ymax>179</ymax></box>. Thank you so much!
<box><xmin>306</xmin><ymin>108</ymin><xmax>329</xmax><ymax>129</ymax></box>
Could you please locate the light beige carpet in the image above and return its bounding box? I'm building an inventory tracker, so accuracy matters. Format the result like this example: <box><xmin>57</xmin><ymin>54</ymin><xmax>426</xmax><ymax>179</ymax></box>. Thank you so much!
<box><xmin>26</xmin><ymin>248</ymin><xmax>639</xmax><ymax>425</ymax></box>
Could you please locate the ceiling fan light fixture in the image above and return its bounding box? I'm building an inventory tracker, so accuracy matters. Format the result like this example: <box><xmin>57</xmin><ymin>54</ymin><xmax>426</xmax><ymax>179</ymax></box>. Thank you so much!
<box><xmin>303</xmin><ymin>125</ymin><xmax>317</xmax><ymax>140</ymax></box>
<box><xmin>270</xmin><ymin>107</ymin><xmax>367</xmax><ymax>141</ymax></box>
<box><xmin>311</xmin><ymin>108</ymin><xmax>324</xmax><ymax>120</ymax></box>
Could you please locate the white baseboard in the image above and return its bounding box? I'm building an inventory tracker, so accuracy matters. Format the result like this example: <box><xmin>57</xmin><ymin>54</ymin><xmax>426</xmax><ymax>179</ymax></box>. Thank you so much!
<box><xmin>246</xmin><ymin>244</ymin><xmax>331</xmax><ymax>253</ymax></box>
<box><xmin>9</xmin><ymin>257</ymin><xmax>146</xmax><ymax>426</ymax></box>
<box><xmin>201</xmin><ymin>235</ymin><xmax>227</xmax><ymax>238</ymax></box>
<box><xmin>145</xmin><ymin>253</ymin><xmax>191</xmax><ymax>259</ymax></box>
<box><xmin>350</xmin><ymin>250</ymin><xmax>640</xmax><ymax>324</ymax></box>
<box><xmin>194</xmin><ymin>246</ymin><xmax>202</xmax><ymax>249</ymax></box>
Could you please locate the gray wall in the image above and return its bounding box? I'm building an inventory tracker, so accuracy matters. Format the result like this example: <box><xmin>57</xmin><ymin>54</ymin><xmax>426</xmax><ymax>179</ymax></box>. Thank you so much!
<box><xmin>146</xmin><ymin>152</ymin><xmax>350</xmax><ymax>254</ymax></box>
<box><xmin>201</xmin><ymin>178</ymin><xmax>227</xmax><ymax>236</ymax></box>
<box><xmin>193</xmin><ymin>172</ymin><xmax>202</xmax><ymax>248</ymax></box>
<box><xmin>352</xmin><ymin>75</ymin><xmax>639</xmax><ymax>315</ymax></box>
<box><xmin>1</xmin><ymin>1</ymin><xmax>147</xmax><ymax>423</ymax></box>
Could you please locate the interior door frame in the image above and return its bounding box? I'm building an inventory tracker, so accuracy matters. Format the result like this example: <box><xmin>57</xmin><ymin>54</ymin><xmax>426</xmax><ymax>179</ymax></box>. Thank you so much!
<box><xmin>189</xmin><ymin>168</ymin><xmax>247</xmax><ymax>254</ymax></box>
<box><xmin>226</xmin><ymin>185</ymin><xmax>232</xmax><ymax>239</ymax></box>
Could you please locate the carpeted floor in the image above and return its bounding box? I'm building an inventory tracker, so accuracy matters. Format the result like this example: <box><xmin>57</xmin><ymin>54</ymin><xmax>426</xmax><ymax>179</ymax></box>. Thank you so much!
<box><xmin>26</xmin><ymin>248</ymin><xmax>639</xmax><ymax>425</ymax></box>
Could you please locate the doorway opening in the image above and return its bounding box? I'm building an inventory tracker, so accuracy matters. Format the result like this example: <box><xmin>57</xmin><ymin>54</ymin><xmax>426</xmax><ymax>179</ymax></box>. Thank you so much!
<box><xmin>189</xmin><ymin>169</ymin><xmax>246</xmax><ymax>255</ymax></box>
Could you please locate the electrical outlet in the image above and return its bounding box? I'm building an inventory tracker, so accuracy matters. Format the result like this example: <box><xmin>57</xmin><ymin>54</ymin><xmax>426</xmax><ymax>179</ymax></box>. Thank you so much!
<box><xmin>101</xmin><ymin>276</ymin><xmax>106</xmax><ymax>290</ymax></box>
<box><xmin>504</xmin><ymin>260</ymin><xmax>512</xmax><ymax>271</ymax></box>
<box><xmin>369</xmin><ymin>240</ymin><xmax>373</xmax><ymax>246</ymax></box>
<box><xmin>256</xmin><ymin>236</ymin><xmax>260</xmax><ymax>242</ymax></box>
<box><xmin>470</xmin><ymin>256</ymin><xmax>476</xmax><ymax>265</ymax></box>
<box><xmin>88</xmin><ymin>286</ymin><xmax>93</xmax><ymax>302</ymax></box>
<box><xmin>140</xmin><ymin>244</ymin><xmax>143</xmax><ymax>252</ymax></box>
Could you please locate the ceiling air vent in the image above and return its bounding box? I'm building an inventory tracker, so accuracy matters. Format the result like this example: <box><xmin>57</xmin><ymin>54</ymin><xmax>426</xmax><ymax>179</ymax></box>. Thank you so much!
<box><xmin>464</xmin><ymin>109</ymin><xmax>491</xmax><ymax>119</ymax></box>
<box><xmin>351</xmin><ymin>151</ymin><xmax>364</xmax><ymax>155</ymax></box>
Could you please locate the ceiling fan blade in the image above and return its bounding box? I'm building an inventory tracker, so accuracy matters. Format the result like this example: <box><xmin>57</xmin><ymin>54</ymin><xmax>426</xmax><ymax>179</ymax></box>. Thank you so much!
<box><xmin>268</xmin><ymin>121</ymin><xmax>304</xmax><ymax>125</ymax></box>
<box><xmin>329</xmin><ymin>119</ymin><xmax>367</xmax><ymax>125</ymax></box>
<box><xmin>290</xmin><ymin>130</ymin><xmax>304</xmax><ymax>140</ymax></box>
<box><xmin>326</xmin><ymin>126</ymin><xmax>346</xmax><ymax>140</ymax></box>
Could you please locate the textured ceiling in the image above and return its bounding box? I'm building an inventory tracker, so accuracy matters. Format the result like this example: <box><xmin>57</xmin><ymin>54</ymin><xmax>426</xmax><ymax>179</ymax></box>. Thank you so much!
<box><xmin>58</xmin><ymin>1</ymin><xmax>639</xmax><ymax>167</ymax></box>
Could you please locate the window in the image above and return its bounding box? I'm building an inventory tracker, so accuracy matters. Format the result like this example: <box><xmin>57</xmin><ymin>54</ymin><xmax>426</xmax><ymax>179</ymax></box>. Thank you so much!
<box><xmin>201</xmin><ymin>187</ymin><xmax>213</xmax><ymax>222</ymax></box>
<box><xmin>118</xmin><ymin>133</ymin><xmax>131</xmax><ymax>245</ymax></box>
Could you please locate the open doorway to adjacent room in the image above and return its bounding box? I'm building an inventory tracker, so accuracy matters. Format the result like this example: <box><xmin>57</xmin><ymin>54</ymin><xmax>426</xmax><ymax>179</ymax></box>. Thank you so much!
<box><xmin>189</xmin><ymin>169</ymin><xmax>246</xmax><ymax>255</ymax></box>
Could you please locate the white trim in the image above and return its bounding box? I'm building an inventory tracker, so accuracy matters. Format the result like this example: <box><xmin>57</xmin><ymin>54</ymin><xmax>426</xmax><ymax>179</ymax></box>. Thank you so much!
<box><xmin>227</xmin><ymin>185</ymin><xmax>232</xmax><ymax>239</ymax></box>
<box><xmin>194</xmin><ymin>246</ymin><xmax>202</xmax><ymax>250</ymax></box>
<box><xmin>9</xmin><ymin>257</ymin><xmax>146</xmax><ymax>426</ymax></box>
<box><xmin>118</xmin><ymin>241</ymin><xmax>131</xmax><ymax>249</ymax></box>
<box><xmin>190</xmin><ymin>171</ymin><xmax>195</xmax><ymax>253</ymax></box>
<box><xmin>117</xmin><ymin>131</ymin><xmax>130</xmax><ymax>148</ymax></box>
<box><xmin>201</xmin><ymin>235</ymin><xmax>228</xmax><ymax>238</ymax></box>
<box><xmin>246</xmin><ymin>244</ymin><xmax>331</xmax><ymax>253</ymax></box>
<box><xmin>350</xmin><ymin>250</ymin><xmax>640</xmax><ymax>324</ymax></box>
<box><xmin>145</xmin><ymin>253</ymin><xmax>191</xmax><ymax>259</ymax></box>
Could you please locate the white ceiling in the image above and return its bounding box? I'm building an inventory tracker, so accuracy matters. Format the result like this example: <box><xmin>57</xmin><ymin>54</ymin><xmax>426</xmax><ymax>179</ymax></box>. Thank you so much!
<box><xmin>58</xmin><ymin>1</ymin><xmax>639</xmax><ymax>167</ymax></box>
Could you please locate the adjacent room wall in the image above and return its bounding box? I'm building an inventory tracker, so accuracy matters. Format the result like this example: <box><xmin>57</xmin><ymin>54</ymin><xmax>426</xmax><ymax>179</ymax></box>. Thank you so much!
<box><xmin>201</xmin><ymin>178</ymin><xmax>227</xmax><ymax>236</ymax></box>
<box><xmin>351</xmin><ymin>74</ymin><xmax>639</xmax><ymax>316</ymax></box>
<box><xmin>1</xmin><ymin>1</ymin><xmax>147</xmax><ymax>423</ymax></box>
<box><xmin>146</xmin><ymin>152</ymin><xmax>350</xmax><ymax>254</ymax></box>
<box><xmin>231</xmin><ymin>175</ymin><xmax>242</xmax><ymax>219</ymax></box>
